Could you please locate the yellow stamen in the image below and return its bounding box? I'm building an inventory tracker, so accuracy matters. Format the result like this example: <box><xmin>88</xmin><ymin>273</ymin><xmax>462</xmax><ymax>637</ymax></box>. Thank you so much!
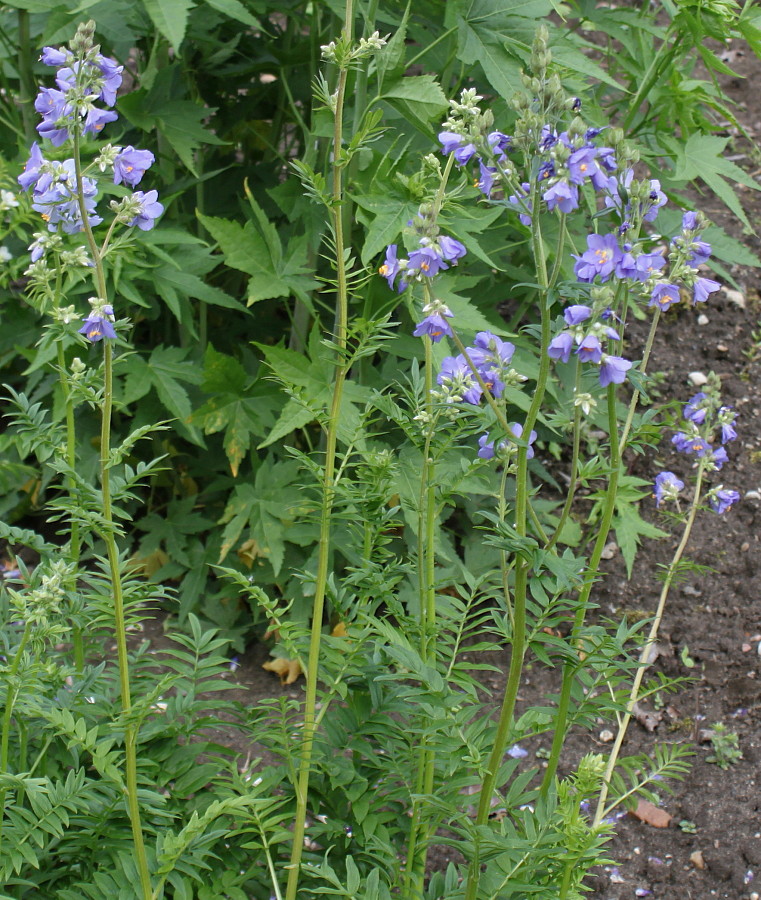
<box><xmin>379</xmin><ymin>264</ymin><xmax>389</xmax><ymax>276</ymax></box>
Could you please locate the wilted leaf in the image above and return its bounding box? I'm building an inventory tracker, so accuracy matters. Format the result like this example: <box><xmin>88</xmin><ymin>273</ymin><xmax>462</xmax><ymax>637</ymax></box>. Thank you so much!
<box><xmin>263</xmin><ymin>657</ymin><xmax>303</xmax><ymax>684</ymax></box>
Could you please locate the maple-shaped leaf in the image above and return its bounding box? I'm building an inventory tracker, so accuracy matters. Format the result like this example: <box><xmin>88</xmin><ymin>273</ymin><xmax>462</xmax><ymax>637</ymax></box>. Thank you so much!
<box><xmin>191</xmin><ymin>345</ymin><xmax>279</xmax><ymax>476</ymax></box>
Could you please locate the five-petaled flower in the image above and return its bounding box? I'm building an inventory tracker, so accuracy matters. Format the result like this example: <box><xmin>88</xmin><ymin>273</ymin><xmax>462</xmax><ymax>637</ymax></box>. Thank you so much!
<box><xmin>78</xmin><ymin>312</ymin><xmax>116</xmax><ymax>343</ymax></box>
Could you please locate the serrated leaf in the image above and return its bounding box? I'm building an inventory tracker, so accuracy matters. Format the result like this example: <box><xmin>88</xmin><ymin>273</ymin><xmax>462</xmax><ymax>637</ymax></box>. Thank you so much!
<box><xmin>258</xmin><ymin>397</ymin><xmax>316</xmax><ymax>448</ymax></box>
<box><xmin>353</xmin><ymin>194</ymin><xmax>418</xmax><ymax>265</ymax></box>
<box><xmin>192</xmin><ymin>346</ymin><xmax>278</xmax><ymax>475</ymax></box>
<box><xmin>382</xmin><ymin>75</ymin><xmax>448</xmax><ymax>126</ymax></box>
<box><xmin>197</xmin><ymin>213</ymin><xmax>291</xmax><ymax>302</ymax></box>
<box><xmin>143</xmin><ymin>0</ymin><xmax>193</xmax><ymax>51</ymax></box>
<box><xmin>663</xmin><ymin>133</ymin><xmax>760</xmax><ymax>230</ymax></box>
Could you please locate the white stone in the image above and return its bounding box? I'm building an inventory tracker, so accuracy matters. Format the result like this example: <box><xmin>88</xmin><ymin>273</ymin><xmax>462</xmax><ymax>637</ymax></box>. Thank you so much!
<box><xmin>688</xmin><ymin>372</ymin><xmax>708</xmax><ymax>386</ymax></box>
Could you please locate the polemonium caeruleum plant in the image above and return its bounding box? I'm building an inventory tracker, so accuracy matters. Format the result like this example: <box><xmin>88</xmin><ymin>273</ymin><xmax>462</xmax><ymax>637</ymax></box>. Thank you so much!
<box><xmin>371</xmin><ymin>26</ymin><xmax>738</xmax><ymax>900</ymax></box>
<box><xmin>14</xmin><ymin>21</ymin><xmax>162</xmax><ymax>898</ymax></box>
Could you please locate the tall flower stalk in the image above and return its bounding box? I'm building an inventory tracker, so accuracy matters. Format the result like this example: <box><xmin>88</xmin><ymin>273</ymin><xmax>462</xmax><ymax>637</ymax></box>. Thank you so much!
<box><xmin>19</xmin><ymin>23</ymin><xmax>164</xmax><ymax>898</ymax></box>
<box><xmin>283</xmin><ymin>6</ymin><xmax>388</xmax><ymax>897</ymax></box>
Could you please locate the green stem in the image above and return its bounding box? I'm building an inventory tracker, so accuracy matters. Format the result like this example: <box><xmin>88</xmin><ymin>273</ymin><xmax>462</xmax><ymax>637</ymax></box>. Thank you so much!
<box><xmin>619</xmin><ymin>309</ymin><xmax>660</xmax><ymax>453</ymax></box>
<box><xmin>0</xmin><ymin>622</ymin><xmax>31</xmax><ymax>851</ymax></box>
<box><xmin>540</xmin><ymin>386</ymin><xmax>621</xmax><ymax>796</ymax></box>
<box><xmin>464</xmin><ymin>181</ymin><xmax>553</xmax><ymax>900</ymax></box>
<box><xmin>16</xmin><ymin>10</ymin><xmax>35</xmax><ymax>145</ymax></box>
<box><xmin>594</xmin><ymin>464</ymin><xmax>706</xmax><ymax>825</ymax></box>
<box><xmin>402</xmin><ymin>337</ymin><xmax>438</xmax><ymax>898</ymax></box>
<box><xmin>51</xmin><ymin>260</ymin><xmax>84</xmax><ymax>672</ymax></box>
<box><xmin>73</xmin><ymin>120</ymin><xmax>153</xmax><ymax>900</ymax></box>
<box><xmin>546</xmin><ymin>360</ymin><xmax>582</xmax><ymax>551</ymax></box>
<box><xmin>284</xmin><ymin>5</ymin><xmax>353</xmax><ymax>897</ymax></box>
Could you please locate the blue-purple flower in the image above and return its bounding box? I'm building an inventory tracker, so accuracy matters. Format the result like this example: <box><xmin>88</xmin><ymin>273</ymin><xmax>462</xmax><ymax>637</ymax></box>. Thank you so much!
<box><xmin>649</xmin><ymin>283</ymin><xmax>681</xmax><ymax>311</ymax></box>
<box><xmin>437</xmin><ymin>354</ymin><xmax>482</xmax><ymax>405</ymax></box>
<box><xmin>379</xmin><ymin>244</ymin><xmax>404</xmax><ymax>291</ymax></box>
<box><xmin>693</xmin><ymin>277</ymin><xmax>721</xmax><ymax>305</ymax></box>
<box><xmin>407</xmin><ymin>246</ymin><xmax>447</xmax><ymax>278</ymax></box>
<box><xmin>599</xmin><ymin>355</ymin><xmax>632</xmax><ymax>387</ymax></box>
<box><xmin>477</xmin><ymin>434</ymin><xmax>503</xmax><ymax>460</ymax></box>
<box><xmin>564</xmin><ymin>305</ymin><xmax>592</xmax><ymax>326</ymax></box>
<box><xmin>548</xmin><ymin>331</ymin><xmax>574</xmax><ymax>364</ymax></box>
<box><xmin>113</xmin><ymin>146</ymin><xmax>156</xmax><ymax>186</ymax></box>
<box><xmin>35</xmin><ymin>88</ymin><xmax>72</xmax><ymax>145</ymax></box>
<box><xmin>413</xmin><ymin>312</ymin><xmax>453</xmax><ymax>342</ymax></box>
<box><xmin>438</xmin><ymin>235</ymin><xmax>466</xmax><ymax>262</ymax></box>
<box><xmin>83</xmin><ymin>105</ymin><xmax>118</xmax><ymax>136</ymax></box>
<box><xmin>683</xmin><ymin>392</ymin><xmax>708</xmax><ymax>425</ymax></box>
<box><xmin>508</xmin><ymin>422</ymin><xmax>537</xmax><ymax>459</ymax></box>
<box><xmin>40</xmin><ymin>46</ymin><xmax>71</xmax><ymax>67</ymax></box>
<box><xmin>476</xmin><ymin>161</ymin><xmax>497</xmax><ymax>197</ymax></box>
<box><xmin>672</xmin><ymin>433</ymin><xmax>710</xmax><ymax>456</ymax></box>
<box><xmin>18</xmin><ymin>142</ymin><xmax>45</xmax><ymax>191</ymax></box>
<box><xmin>125</xmin><ymin>190</ymin><xmax>164</xmax><ymax>231</ymax></box>
<box><xmin>718</xmin><ymin>407</ymin><xmax>737</xmax><ymax>443</ymax></box>
<box><xmin>507</xmin><ymin>183</ymin><xmax>532</xmax><ymax>226</ymax></box>
<box><xmin>709</xmin><ymin>446</ymin><xmax>728</xmax><ymax>470</ymax></box>
<box><xmin>78</xmin><ymin>312</ymin><xmax>117</xmax><ymax>342</ymax></box>
<box><xmin>543</xmin><ymin>179</ymin><xmax>579</xmax><ymax>213</ymax></box>
<box><xmin>573</xmin><ymin>233</ymin><xmax>622</xmax><ymax>282</ymax></box>
<box><xmin>653</xmin><ymin>471</ymin><xmax>684</xmax><ymax>507</ymax></box>
<box><xmin>709</xmin><ymin>488</ymin><xmax>740</xmax><ymax>514</ymax></box>
<box><xmin>577</xmin><ymin>334</ymin><xmax>603</xmax><ymax>364</ymax></box>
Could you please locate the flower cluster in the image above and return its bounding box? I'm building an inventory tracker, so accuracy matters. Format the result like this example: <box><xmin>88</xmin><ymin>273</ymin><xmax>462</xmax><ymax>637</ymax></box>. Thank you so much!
<box><xmin>18</xmin><ymin>22</ymin><xmax>163</xmax><ymax>246</ymax></box>
<box><xmin>547</xmin><ymin>303</ymin><xmax>631</xmax><ymax>388</ymax></box>
<box><xmin>434</xmin><ymin>331</ymin><xmax>523</xmax><ymax>407</ymax></box>
<box><xmin>572</xmin><ymin>212</ymin><xmax>720</xmax><ymax>313</ymax></box>
<box><xmin>379</xmin><ymin>233</ymin><xmax>466</xmax><ymax>294</ymax></box>
<box><xmin>655</xmin><ymin>385</ymin><xmax>740</xmax><ymax>515</ymax></box>
<box><xmin>438</xmin><ymin>88</ymin><xmax>619</xmax><ymax>212</ymax></box>
<box><xmin>671</xmin><ymin>390</ymin><xmax>737</xmax><ymax>471</ymax></box>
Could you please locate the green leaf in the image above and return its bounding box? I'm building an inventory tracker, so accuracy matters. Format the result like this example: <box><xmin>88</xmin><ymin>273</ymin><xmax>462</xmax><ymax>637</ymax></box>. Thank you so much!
<box><xmin>353</xmin><ymin>194</ymin><xmax>418</xmax><ymax>265</ymax></box>
<box><xmin>122</xmin><ymin>346</ymin><xmax>202</xmax><ymax>432</ymax></box>
<box><xmin>613</xmin><ymin>499</ymin><xmax>668</xmax><ymax>578</ymax></box>
<box><xmin>382</xmin><ymin>75</ymin><xmax>448</xmax><ymax>127</ymax></box>
<box><xmin>218</xmin><ymin>459</ymin><xmax>301</xmax><ymax>571</ymax></box>
<box><xmin>142</xmin><ymin>0</ymin><xmax>193</xmax><ymax>51</ymax></box>
<box><xmin>258</xmin><ymin>398</ymin><xmax>316</xmax><ymax>449</ymax></box>
<box><xmin>662</xmin><ymin>133</ymin><xmax>760</xmax><ymax>230</ymax></box>
<box><xmin>201</xmin><ymin>0</ymin><xmax>260</xmax><ymax>27</ymax></box>
<box><xmin>192</xmin><ymin>345</ymin><xmax>278</xmax><ymax>475</ymax></box>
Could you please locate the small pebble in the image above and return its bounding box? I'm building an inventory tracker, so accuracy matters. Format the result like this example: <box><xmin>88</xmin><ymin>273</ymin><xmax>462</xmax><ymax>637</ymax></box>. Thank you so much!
<box><xmin>743</xmin><ymin>643</ymin><xmax>752</xmax><ymax>652</ymax></box>
<box><xmin>688</xmin><ymin>371</ymin><xmax>708</xmax><ymax>386</ymax></box>
<box><xmin>690</xmin><ymin>850</ymin><xmax>705</xmax><ymax>869</ymax></box>
<box><xmin>600</xmin><ymin>729</ymin><xmax>614</xmax><ymax>742</ymax></box>
<box><xmin>697</xmin><ymin>314</ymin><xmax>709</xmax><ymax>325</ymax></box>
<box><xmin>722</xmin><ymin>286</ymin><xmax>746</xmax><ymax>308</ymax></box>
<box><xmin>745</xmin><ymin>490</ymin><xmax>761</xmax><ymax>500</ymax></box>
<box><xmin>742</xmin><ymin>542</ymin><xmax>750</xmax><ymax>551</ymax></box>
<box><xmin>717</xmin><ymin>343</ymin><xmax>729</xmax><ymax>352</ymax></box>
